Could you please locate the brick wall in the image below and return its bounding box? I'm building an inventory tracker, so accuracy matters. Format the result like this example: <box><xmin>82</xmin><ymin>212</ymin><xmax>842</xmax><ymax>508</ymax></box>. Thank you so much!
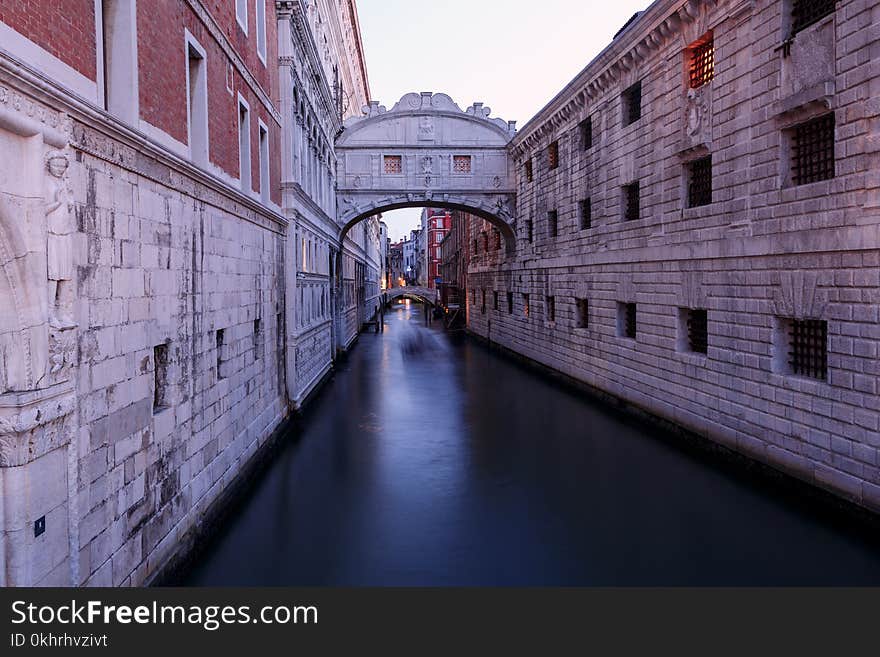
<box><xmin>0</xmin><ymin>1</ymin><xmax>97</xmax><ymax>79</ymax></box>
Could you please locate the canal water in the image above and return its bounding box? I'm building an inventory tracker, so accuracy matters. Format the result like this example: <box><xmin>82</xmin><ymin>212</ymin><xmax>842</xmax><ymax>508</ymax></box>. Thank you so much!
<box><xmin>184</xmin><ymin>301</ymin><xmax>880</xmax><ymax>585</ymax></box>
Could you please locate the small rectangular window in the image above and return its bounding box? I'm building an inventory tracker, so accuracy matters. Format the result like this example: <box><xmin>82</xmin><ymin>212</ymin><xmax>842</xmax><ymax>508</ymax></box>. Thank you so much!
<box><xmin>216</xmin><ymin>328</ymin><xmax>226</xmax><ymax>380</ymax></box>
<box><xmin>481</xmin><ymin>289</ymin><xmax>486</xmax><ymax>314</ymax></box>
<box><xmin>493</xmin><ymin>291</ymin><xmax>499</xmax><ymax>311</ymax></box>
<box><xmin>689</xmin><ymin>37</ymin><xmax>715</xmax><ymax>89</ymax></box>
<box><xmin>579</xmin><ymin>198</ymin><xmax>592</xmax><ymax>230</ymax></box>
<box><xmin>255</xmin><ymin>0</ymin><xmax>267</xmax><ymax>62</ymax></box>
<box><xmin>576</xmin><ymin>299</ymin><xmax>589</xmax><ymax>329</ymax></box>
<box><xmin>792</xmin><ymin>0</ymin><xmax>836</xmax><ymax>34</ymax></box>
<box><xmin>253</xmin><ymin>318</ymin><xmax>263</xmax><ymax>359</ymax></box>
<box><xmin>623</xmin><ymin>182</ymin><xmax>640</xmax><ymax>221</ymax></box>
<box><xmin>683</xmin><ymin>308</ymin><xmax>708</xmax><ymax>354</ymax></box>
<box><xmin>791</xmin><ymin>114</ymin><xmax>835</xmax><ymax>185</ymax></box>
<box><xmin>525</xmin><ymin>159</ymin><xmax>533</xmax><ymax>182</ymax></box>
<box><xmin>548</xmin><ymin>210</ymin><xmax>558</xmax><ymax>238</ymax></box>
<box><xmin>580</xmin><ymin>117</ymin><xmax>593</xmax><ymax>150</ymax></box>
<box><xmin>548</xmin><ymin>141</ymin><xmax>559</xmax><ymax>170</ymax></box>
<box><xmin>546</xmin><ymin>296</ymin><xmax>555</xmax><ymax>322</ymax></box>
<box><xmin>453</xmin><ymin>155</ymin><xmax>472</xmax><ymax>173</ymax></box>
<box><xmin>688</xmin><ymin>156</ymin><xmax>712</xmax><ymax>207</ymax></box>
<box><xmin>383</xmin><ymin>155</ymin><xmax>402</xmax><ymax>174</ymax></box>
<box><xmin>623</xmin><ymin>81</ymin><xmax>642</xmax><ymax>126</ymax></box>
<box><xmin>526</xmin><ymin>220</ymin><xmax>534</xmax><ymax>243</ymax></box>
<box><xmin>153</xmin><ymin>343</ymin><xmax>169</xmax><ymax>412</ymax></box>
<box><xmin>507</xmin><ymin>292</ymin><xmax>514</xmax><ymax>314</ymax></box>
<box><xmin>618</xmin><ymin>302</ymin><xmax>637</xmax><ymax>339</ymax></box>
<box><xmin>236</xmin><ymin>0</ymin><xmax>248</xmax><ymax>32</ymax></box>
<box><xmin>523</xmin><ymin>294</ymin><xmax>530</xmax><ymax>318</ymax></box>
<box><xmin>186</xmin><ymin>37</ymin><xmax>208</xmax><ymax>165</ymax></box>
<box><xmin>787</xmin><ymin>318</ymin><xmax>828</xmax><ymax>380</ymax></box>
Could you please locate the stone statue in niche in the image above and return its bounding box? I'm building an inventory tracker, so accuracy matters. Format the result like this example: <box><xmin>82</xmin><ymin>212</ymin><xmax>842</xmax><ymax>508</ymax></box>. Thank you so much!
<box><xmin>686</xmin><ymin>87</ymin><xmax>709</xmax><ymax>140</ymax></box>
<box><xmin>45</xmin><ymin>150</ymin><xmax>75</xmax><ymax>329</ymax></box>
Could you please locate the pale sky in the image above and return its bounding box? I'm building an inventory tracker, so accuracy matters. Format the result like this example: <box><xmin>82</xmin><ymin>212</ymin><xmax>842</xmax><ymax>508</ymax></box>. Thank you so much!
<box><xmin>356</xmin><ymin>0</ymin><xmax>649</xmax><ymax>241</ymax></box>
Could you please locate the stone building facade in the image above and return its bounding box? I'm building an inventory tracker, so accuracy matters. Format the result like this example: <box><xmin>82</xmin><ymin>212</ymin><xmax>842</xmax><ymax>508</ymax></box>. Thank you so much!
<box><xmin>467</xmin><ymin>0</ymin><xmax>880</xmax><ymax>513</ymax></box>
<box><xmin>0</xmin><ymin>0</ymin><xmax>381</xmax><ymax>586</ymax></box>
<box><xmin>276</xmin><ymin>0</ymin><xmax>380</xmax><ymax>406</ymax></box>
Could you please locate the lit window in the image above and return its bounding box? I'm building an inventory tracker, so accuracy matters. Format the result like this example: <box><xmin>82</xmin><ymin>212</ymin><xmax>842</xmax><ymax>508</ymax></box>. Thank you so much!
<box><xmin>453</xmin><ymin>155</ymin><xmax>472</xmax><ymax>173</ymax></box>
<box><xmin>383</xmin><ymin>155</ymin><xmax>402</xmax><ymax>174</ymax></box>
<box><xmin>689</xmin><ymin>37</ymin><xmax>714</xmax><ymax>89</ymax></box>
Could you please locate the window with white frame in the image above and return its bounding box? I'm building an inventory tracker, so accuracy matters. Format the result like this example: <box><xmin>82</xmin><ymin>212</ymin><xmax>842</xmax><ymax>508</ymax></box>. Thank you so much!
<box><xmin>238</xmin><ymin>96</ymin><xmax>252</xmax><ymax>192</ymax></box>
<box><xmin>186</xmin><ymin>32</ymin><xmax>208</xmax><ymax>165</ymax></box>
<box><xmin>258</xmin><ymin>120</ymin><xmax>269</xmax><ymax>203</ymax></box>
<box><xmin>255</xmin><ymin>0</ymin><xmax>267</xmax><ymax>63</ymax></box>
<box><xmin>236</xmin><ymin>0</ymin><xmax>248</xmax><ymax>34</ymax></box>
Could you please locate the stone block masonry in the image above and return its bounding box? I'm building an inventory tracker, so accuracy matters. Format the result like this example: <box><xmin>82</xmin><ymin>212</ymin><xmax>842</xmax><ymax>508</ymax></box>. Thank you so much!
<box><xmin>468</xmin><ymin>0</ymin><xmax>880</xmax><ymax>513</ymax></box>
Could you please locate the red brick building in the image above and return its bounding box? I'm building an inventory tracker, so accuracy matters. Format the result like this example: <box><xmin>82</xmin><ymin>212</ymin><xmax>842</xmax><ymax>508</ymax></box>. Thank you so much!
<box><xmin>421</xmin><ymin>208</ymin><xmax>451</xmax><ymax>289</ymax></box>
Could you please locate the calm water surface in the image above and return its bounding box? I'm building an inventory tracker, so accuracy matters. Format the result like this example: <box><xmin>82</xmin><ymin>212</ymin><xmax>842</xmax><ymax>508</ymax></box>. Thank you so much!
<box><xmin>184</xmin><ymin>301</ymin><xmax>880</xmax><ymax>585</ymax></box>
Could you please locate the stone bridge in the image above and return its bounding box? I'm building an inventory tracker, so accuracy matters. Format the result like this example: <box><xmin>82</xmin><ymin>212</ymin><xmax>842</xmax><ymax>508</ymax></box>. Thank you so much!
<box><xmin>384</xmin><ymin>286</ymin><xmax>438</xmax><ymax>306</ymax></box>
<box><xmin>335</xmin><ymin>92</ymin><xmax>518</xmax><ymax>253</ymax></box>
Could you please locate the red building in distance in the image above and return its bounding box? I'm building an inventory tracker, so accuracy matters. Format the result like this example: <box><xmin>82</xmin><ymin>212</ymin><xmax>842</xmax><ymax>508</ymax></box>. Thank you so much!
<box><xmin>421</xmin><ymin>208</ymin><xmax>451</xmax><ymax>289</ymax></box>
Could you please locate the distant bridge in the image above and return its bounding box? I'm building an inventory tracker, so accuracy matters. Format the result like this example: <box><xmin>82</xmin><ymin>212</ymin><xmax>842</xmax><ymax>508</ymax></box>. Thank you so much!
<box><xmin>384</xmin><ymin>287</ymin><xmax>438</xmax><ymax>306</ymax></box>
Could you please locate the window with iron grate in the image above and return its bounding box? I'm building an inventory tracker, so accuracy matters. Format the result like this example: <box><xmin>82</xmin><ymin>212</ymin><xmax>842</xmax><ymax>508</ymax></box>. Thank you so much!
<box><xmin>548</xmin><ymin>210</ymin><xmax>558</xmax><ymax>238</ymax></box>
<box><xmin>546</xmin><ymin>296</ymin><xmax>555</xmax><ymax>322</ymax></box>
<box><xmin>580</xmin><ymin>198</ymin><xmax>592</xmax><ymax>229</ymax></box>
<box><xmin>507</xmin><ymin>292</ymin><xmax>514</xmax><ymax>314</ymax></box>
<box><xmin>525</xmin><ymin>159</ymin><xmax>533</xmax><ymax>182</ymax></box>
<box><xmin>689</xmin><ymin>37</ymin><xmax>714</xmax><ymax>89</ymax></box>
<box><xmin>623</xmin><ymin>81</ymin><xmax>642</xmax><ymax>126</ymax></box>
<box><xmin>548</xmin><ymin>141</ymin><xmax>559</xmax><ymax>170</ymax></box>
<box><xmin>526</xmin><ymin>220</ymin><xmax>534</xmax><ymax>243</ymax></box>
<box><xmin>576</xmin><ymin>299</ymin><xmax>589</xmax><ymax>329</ymax></box>
<box><xmin>580</xmin><ymin>117</ymin><xmax>593</xmax><ymax>150</ymax></box>
<box><xmin>791</xmin><ymin>0</ymin><xmax>836</xmax><ymax>34</ymax></box>
<box><xmin>688</xmin><ymin>156</ymin><xmax>713</xmax><ymax>207</ymax></box>
<box><xmin>791</xmin><ymin>114</ymin><xmax>835</xmax><ymax>185</ymax></box>
<box><xmin>493</xmin><ymin>291</ymin><xmax>499</xmax><ymax>311</ymax></box>
<box><xmin>623</xmin><ymin>182</ymin><xmax>640</xmax><ymax>220</ymax></box>
<box><xmin>685</xmin><ymin>308</ymin><xmax>708</xmax><ymax>354</ymax></box>
<box><xmin>618</xmin><ymin>302</ymin><xmax>637</xmax><ymax>339</ymax></box>
<box><xmin>453</xmin><ymin>155</ymin><xmax>472</xmax><ymax>173</ymax></box>
<box><xmin>481</xmin><ymin>289</ymin><xmax>486</xmax><ymax>314</ymax></box>
<box><xmin>383</xmin><ymin>155</ymin><xmax>402</xmax><ymax>174</ymax></box>
<box><xmin>788</xmin><ymin>318</ymin><xmax>827</xmax><ymax>380</ymax></box>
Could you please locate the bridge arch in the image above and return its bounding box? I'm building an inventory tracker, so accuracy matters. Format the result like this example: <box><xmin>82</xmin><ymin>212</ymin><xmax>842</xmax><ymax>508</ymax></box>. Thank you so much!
<box><xmin>335</xmin><ymin>92</ymin><xmax>518</xmax><ymax>254</ymax></box>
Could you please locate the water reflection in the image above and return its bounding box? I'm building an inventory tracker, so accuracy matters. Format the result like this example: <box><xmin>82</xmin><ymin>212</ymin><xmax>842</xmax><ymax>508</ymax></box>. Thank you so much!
<box><xmin>183</xmin><ymin>302</ymin><xmax>880</xmax><ymax>586</ymax></box>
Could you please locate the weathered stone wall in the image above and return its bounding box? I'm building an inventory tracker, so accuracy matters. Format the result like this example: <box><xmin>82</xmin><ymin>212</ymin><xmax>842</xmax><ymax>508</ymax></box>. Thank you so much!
<box><xmin>468</xmin><ymin>0</ymin><xmax>880</xmax><ymax>512</ymax></box>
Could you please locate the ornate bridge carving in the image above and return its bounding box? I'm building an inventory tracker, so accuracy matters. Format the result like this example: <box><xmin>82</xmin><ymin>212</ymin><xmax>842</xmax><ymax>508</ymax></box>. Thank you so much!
<box><xmin>335</xmin><ymin>92</ymin><xmax>517</xmax><ymax>251</ymax></box>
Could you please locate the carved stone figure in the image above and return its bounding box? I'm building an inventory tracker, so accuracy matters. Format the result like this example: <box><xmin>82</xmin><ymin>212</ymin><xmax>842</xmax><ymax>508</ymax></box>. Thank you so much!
<box><xmin>45</xmin><ymin>150</ymin><xmax>75</xmax><ymax>329</ymax></box>
<box><xmin>418</xmin><ymin>116</ymin><xmax>435</xmax><ymax>141</ymax></box>
<box><xmin>421</xmin><ymin>156</ymin><xmax>433</xmax><ymax>174</ymax></box>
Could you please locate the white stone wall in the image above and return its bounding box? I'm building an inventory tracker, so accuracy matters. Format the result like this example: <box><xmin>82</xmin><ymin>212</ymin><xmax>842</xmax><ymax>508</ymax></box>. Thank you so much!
<box><xmin>468</xmin><ymin>0</ymin><xmax>880</xmax><ymax>512</ymax></box>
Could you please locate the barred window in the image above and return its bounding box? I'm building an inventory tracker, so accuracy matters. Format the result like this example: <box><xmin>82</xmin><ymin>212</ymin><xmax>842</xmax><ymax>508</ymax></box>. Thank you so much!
<box><xmin>548</xmin><ymin>210</ymin><xmax>558</xmax><ymax>238</ymax></box>
<box><xmin>548</xmin><ymin>141</ymin><xmax>559</xmax><ymax>170</ymax></box>
<box><xmin>576</xmin><ymin>299</ymin><xmax>589</xmax><ymax>329</ymax></box>
<box><xmin>788</xmin><ymin>318</ymin><xmax>828</xmax><ymax>380</ymax></box>
<box><xmin>623</xmin><ymin>81</ymin><xmax>642</xmax><ymax>126</ymax></box>
<box><xmin>688</xmin><ymin>156</ymin><xmax>713</xmax><ymax>207</ymax></box>
<box><xmin>525</xmin><ymin>159</ymin><xmax>533</xmax><ymax>182</ymax></box>
<box><xmin>546</xmin><ymin>296</ymin><xmax>556</xmax><ymax>322</ymax></box>
<box><xmin>685</xmin><ymin>308</ymin><xmax>708</xmax><ymax>354</ymax></box>
<box><xmin>526</xmin><ymin>220</ymin><xmax>534</xmax><ymax>243</ymax></box>
<box><xmin>689</xmin><ymin>37</ymin><xmax>714</xmax><ymax>89</ymax></box>
<box><xmin>623</xmin><ymin>182</ymin><xmax>640</xmax><ymax>221</ymax></box>
<box><xmin>619</xmin><ymin>303</ymin><xmax>637</xmax><ymax>339</ymax></box>
<box><xmin>507</xmin><ymin>292</ymin><xmax>514</xmax><ymax>314</ymax></box>
<box><xmin>493</xmin><ymin>291</ymin><xmax>499</xmax><ymax>311</ymax></box>
<box><xmin>481</xmin><ymin>289</ymin><xmax>486</xmax><ymax>314</ymax></box>
<box><xmin>792</xmin><ymin>114</ymin><xmax>835</xmax><ymax>185</ymax></box>
<box><xmin>580</xmin><ymin>117</ymin><xmax>593</xmax><ymax>150</ymax></box>
<box><xmin>580</xmin><ymin>198</ymin><xmax>592</xmax><ymax>230</ymax></box>
<box><xmin>453</xmin><ymin>155</ymin><xmax>472</xmax><ymax>173</ymax></box>
<box><xmin>792</xmin><ymin>0</ymin><xmax>836</xmax><ymax>34</ymax></box>
<box><xmin>383</xmin><ymin>155</ymin><xmax>402</xmax><ymax>174</ymax></box>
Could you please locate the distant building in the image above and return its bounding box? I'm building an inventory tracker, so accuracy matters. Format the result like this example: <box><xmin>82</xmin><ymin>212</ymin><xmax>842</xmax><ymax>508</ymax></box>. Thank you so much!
<box><xmin>439</xmin><ymin>211</ymin><xmax>471</xmax><ymax>315</ymax></box>
<box><xmin>421</xmin><ymin>208</ymin><xmax>451</xmax><ymax>288</ymax></box>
